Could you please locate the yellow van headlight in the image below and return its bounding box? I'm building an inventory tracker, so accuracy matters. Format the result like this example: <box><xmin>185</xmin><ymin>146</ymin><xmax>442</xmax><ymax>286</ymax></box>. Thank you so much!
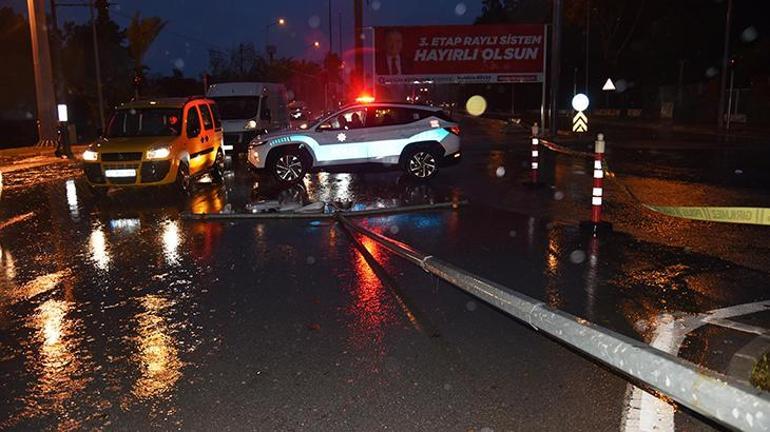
<box><xmin>83</xmin><ymin>149</ymin><xmax>98</xmax><ymax>161</ymax></box>
<box><xmin>146</xmin><ymin>145</ymin><xmax>171</xmax><ymax>160</ymax></box>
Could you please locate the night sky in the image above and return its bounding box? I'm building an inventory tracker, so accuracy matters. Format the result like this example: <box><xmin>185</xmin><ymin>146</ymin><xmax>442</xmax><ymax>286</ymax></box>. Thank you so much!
<box><xmin>7</xmin><ymin>0</ymin><xmax>482</xmax><ymax>76</ymax></box>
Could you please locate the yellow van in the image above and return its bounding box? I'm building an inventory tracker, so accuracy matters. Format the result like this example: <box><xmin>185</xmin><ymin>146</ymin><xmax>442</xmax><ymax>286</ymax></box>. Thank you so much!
<box><xmin>82</xmin><ymin>96</ymin><xmax>224</xmax><ymax>195</ymax></box>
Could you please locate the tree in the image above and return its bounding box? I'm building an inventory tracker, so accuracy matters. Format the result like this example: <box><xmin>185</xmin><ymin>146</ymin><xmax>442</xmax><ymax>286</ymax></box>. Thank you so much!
<box><xmin>475</xmin><ymin>0</ymin><xmax>548</xmax><ymax>24</ymax></box>
<box><xmin>126</xmin><ymin>13</ymin><xmax>167</xmax><ymax>97</ymax></box>
<box><xmin>565</xmin><ymin>0</ymin><xmax>646</xmax><ymax>71</ymax></box>
<box><xmin>0</xmin><ymin>8</ymin><xmax>34</xmax><ymax>115</ymax></box>
<box><xmin>60</xmin><ymin>12</ymin><xmax>131</xmax><ymax>137</ymax></box>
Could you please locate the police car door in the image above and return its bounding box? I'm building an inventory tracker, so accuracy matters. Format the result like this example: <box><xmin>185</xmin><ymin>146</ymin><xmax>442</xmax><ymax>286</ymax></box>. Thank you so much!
<box><xmin>313</xmin><ymin>107</ymin><xmax>369</xmax><ymax>165</ymax></box>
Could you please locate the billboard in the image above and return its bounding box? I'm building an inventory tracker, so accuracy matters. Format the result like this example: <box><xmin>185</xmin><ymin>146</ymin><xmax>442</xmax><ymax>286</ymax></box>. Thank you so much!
<box><xmin>374</xmin><ymin>24</ymin><xmax>546</xmax><ymax>85</ymax></box>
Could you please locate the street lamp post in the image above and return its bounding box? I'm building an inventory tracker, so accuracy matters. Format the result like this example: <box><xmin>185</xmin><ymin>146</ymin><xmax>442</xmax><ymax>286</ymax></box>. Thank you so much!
<box><xmin>89</xmin><ymin>1</ymin><xmax>105</xmax><ymax>131</ymax></box>
<box><xmin>717</xmin><ymin>0</ymin><xmax>733</xmax><ymax>129</ymax></box>
<box><xmin>265</xmin><ymin>18</ymin><xmax>286</xmax><ymax>63</ymax></box>
<box><xmin>549</xmin><ymin>0</ymin><xmax>563</xmax><ymax>135</ymax></box>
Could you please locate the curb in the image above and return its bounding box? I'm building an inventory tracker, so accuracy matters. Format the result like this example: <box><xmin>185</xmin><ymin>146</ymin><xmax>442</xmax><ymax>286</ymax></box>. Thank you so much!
<box><xmin>728</xmin><ymin>334</ymin><xmax>770</xmax><ymax>387</ymax></box>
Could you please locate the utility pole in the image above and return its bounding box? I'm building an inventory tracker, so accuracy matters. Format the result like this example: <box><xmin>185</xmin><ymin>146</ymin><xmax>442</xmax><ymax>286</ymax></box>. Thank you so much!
<box><xmin>328</xmin><ymin>0</ymin><xmax>333</xmax><ymax>54</ymax></box>
<box><xmin>353</xmin><ymin>0</ymin><xmax>363</xmax><ymax>91</ymax></box>
<box><xmin>27</xmin><ymin>0</ymin><xmax>58</xmax><ymax>146</ymax></box>
<box><xmin>716</xmin><ymin>0</ymin><xmax>733</xmax><ymax>129</ymax></box>
<box><xmin>89</xmin><ymin>1</ymin><xmax>106</xmax><ymax>130</ymax></box>
<box><xmin>585</xmin><ymin>0</ymin><xmax>590</xmax><ymax>93</ymax></box>
<box><xmin>549</xmin><ymin>0</ymin><xmax>563</xmax><ymax>135</ymax></box>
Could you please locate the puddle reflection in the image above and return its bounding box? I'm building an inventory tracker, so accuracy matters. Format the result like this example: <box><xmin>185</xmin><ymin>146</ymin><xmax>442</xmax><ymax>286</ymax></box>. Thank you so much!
<box><xmin>0</xmin><ymin>240</ymin><xmax>16</xmax><ymax>284</ymax></box>
<box><xmin>130</xmin><ymin>295</ymin><xmax>183</xmax><ymax>400</ymax></box>
<box><xmin>161</xmin><ymin>220</ymin><xmax>182</xmax><ymax>266</ymax></box>
<box><xmin>6</xmin><ymin>297</ymin><xmax>93</xmax><ymax>430</ymax></box>
<box><xmin>88</xmin><ymin>224</ymin><xmax>110</xmax><ymax>271</ymax></box>
<box><xmin>109</xmin><ymin>218</ymin><xmax>141</xmax><ymax>234</ymax></box>
<box><xmin>65</xmin><ymin>180</ymin><xmax>79</xmax><ymax>222</ymax></box>
<box><xmin>544</xmin><ymin>227</ymin><xmax>565</xmax><ymax>309</ymax></box>
<box><xmin>347</xmin><ymin>236</ymin><xmax>393</xmax><ymax>362</ymax></box>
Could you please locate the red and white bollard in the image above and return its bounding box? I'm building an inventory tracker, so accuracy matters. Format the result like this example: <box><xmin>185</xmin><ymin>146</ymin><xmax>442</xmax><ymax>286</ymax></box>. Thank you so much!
<box><xmin>526</xmin><ymin>123</ymin><xmax>543</xmax><ymax>187</ymax></box>
<box><xmin>581</xmin><ymin>133</ymin><xmax>612</xmax><ymax>234</ymax></box>
<box><xmin>591</xmin><ymin>133</ymin><xmax>605</xmax><ymax>223</ymax></box>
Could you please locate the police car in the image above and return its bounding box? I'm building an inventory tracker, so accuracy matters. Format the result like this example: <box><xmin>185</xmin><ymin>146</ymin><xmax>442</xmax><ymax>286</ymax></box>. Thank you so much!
<box><xmin>247</xmin><ymin>102</ymin><xmax>461</xmax><ymax>182</ymax></box>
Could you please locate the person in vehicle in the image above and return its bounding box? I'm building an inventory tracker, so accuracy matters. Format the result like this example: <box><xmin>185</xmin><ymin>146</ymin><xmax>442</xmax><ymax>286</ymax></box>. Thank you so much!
<box><xmin>349</xmin><ymin>113</ymin><xmax>364</xmax><ymax>129</ymax></box>
<box><xmin>337</xmin><ymin>115</ymin><xmax>348</xmax><ymax>129</ymax></box>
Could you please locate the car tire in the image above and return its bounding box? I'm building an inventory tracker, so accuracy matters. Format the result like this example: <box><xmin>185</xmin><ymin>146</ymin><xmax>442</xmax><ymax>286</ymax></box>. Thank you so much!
<box><xmin>269</xmin><ymin>149</ymin><xmax>308</xmax><ymax>184</ymax></box>
<box><xmin>211</xmin><ymin>148</ymin><xmax>226</xmax><ymax>184</ymax></box>
<box><xmin>403</xmin><ymin>147</ymin><xmax>439</xmax><ymax>180</ymax></box>
<box><xmin>175</xmin><ymin>160</ymin><xmax>192</xmax><ymax>195</ymax></box>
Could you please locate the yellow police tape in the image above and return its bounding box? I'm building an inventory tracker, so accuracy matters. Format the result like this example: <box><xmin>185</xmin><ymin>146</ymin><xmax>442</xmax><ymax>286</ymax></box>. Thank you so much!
<box><xmin>641</xmin><ymin>205</ymin><xmax>770</xmax><ymax>226</ymax></box>
<box><xmin>538</xmin><ymin>137</ymin><xmax>770</xmax><ymax>227</ymax></box>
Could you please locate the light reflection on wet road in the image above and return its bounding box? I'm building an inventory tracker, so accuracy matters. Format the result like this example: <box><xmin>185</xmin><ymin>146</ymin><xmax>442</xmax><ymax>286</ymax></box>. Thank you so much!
<box><xmin>0</xmin><ymin>118</ymin><xmax>768</xmax><ymax>430</ymax></box>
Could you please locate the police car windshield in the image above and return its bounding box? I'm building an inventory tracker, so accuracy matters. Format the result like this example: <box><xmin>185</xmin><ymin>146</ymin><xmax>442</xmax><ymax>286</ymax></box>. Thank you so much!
<box><xmin>105</xmin><ymin>108</ymin><xmax>182</xmax><ymax>138</ymax></box>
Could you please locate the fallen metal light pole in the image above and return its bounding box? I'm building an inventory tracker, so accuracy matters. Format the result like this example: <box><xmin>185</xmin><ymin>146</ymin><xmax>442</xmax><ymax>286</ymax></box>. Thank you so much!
<box><xmin>335</xmin><ymin>213</ymin><xmax>770</xmax><ymax>432</ymax></box>
<box><xmin>181</xmin><ymin>201</ymin><xmax>466</xmax><ymax>221</ymax></box>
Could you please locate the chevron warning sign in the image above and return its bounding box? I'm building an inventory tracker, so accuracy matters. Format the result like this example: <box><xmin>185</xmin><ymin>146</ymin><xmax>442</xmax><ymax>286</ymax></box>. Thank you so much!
<box><xmin>573</xmin><ymin>111</ymin><xmax>588</xmax><ymax>132</ymax></box>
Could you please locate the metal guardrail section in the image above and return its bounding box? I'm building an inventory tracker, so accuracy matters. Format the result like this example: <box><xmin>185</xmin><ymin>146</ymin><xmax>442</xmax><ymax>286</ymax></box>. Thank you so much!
<box><xmin>336</xmin><ymin>213</ymin><xmax>770</xmax><ymax>431</ymax></box>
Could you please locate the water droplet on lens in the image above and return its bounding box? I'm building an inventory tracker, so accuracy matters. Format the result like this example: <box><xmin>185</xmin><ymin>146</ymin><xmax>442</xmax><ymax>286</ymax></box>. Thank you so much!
<box><xmin>553</xmin><ymin>191</ymin><xmax>564</xmax><ymax>200</ymax></box>
<box><xmin>569</xmin><ymin>250</ymin><xmax>586</xmax><ymax>264</ymax></box>
<box><xmin>308</xmin><ymin>15</ymin><xmax>321</xmax><ymax>28</ymax></box>
<box><xmin>734</xmin><ymin>169</ymin><xmax>743</xmax><ymax>175</ymax></box>
<box><xmin>371</xmin><ymin>0</ymin><xmax>381</xmax><ymax>10</ymax></box>
<box><xmin>389</xmin><ymin>225</ymin><xmax>399</xmax><ymax>235</ymax></box>
<box><xmin>495</xmin><ymin>166</ymin><xmax>505</xmax><ymax>177</ymax></box>
<box><xmin>741</xmin><ymin>26</ymin><xmax>758</xmax><ymax>43</ymax></box>
<box><xmin>465</xmin><ymin>95</ymin><xmax>487</xmax><ymax>116</ymax></box>
<box><xmin>508</xmin><ymin>230</ymin><xmax>517</xmax><ymax>238</ymax></box>
<box><xmin>466</xmin><ymin>301</ymin><xmax>477</xmax><ymax>311</ymax></box>
<box><xmin>454</xmin><ymin>3</ymin><xmax>467</xmax><ymax>15</ymax></box>
<box><xmin>306</xmin><ymin>256</ymin><xmax>316</xmax><ymax>265</ymax></box>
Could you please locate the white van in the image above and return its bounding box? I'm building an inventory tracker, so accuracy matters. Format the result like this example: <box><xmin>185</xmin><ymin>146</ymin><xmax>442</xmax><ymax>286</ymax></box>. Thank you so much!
<box><xmin>206</xmin><ymin>82</ymin><xmax>290</xmax><ymax>154</ymax></box>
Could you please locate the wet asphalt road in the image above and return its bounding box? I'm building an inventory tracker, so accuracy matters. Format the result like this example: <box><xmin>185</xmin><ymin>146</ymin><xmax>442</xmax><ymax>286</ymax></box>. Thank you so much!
<box><xmin>1</xmin><ymin>117</ymin><xmax>769</xmax><ymax>431</ymax></box>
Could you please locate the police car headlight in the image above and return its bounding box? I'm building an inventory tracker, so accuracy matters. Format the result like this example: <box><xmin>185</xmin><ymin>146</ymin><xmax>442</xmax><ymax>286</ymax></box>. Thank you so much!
<box><xmin>244</xmin><ymin>119</ymin><xmax>258</xmax><ymax>130</ymax></box>
<box><xmin>146</xmin><ymin>145</ymin><xmax>171</xmax><ymax>160</ymax></box>
<box><xmin>82</xmin><ymin>149</ymin><xmax>98</xmax><ymax>161</ymax></box>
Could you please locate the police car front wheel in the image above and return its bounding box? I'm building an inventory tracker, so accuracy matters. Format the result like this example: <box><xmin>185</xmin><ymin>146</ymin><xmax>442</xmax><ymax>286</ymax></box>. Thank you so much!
<box><xmin>404</xmin><ymin>149</ymin><xmax>439</xmax><ymax>180</ymax></box>
<box><xmin>270</xmin><ymin>150</ymin><xmax>307</xmax><ymax>183</ymax></box>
